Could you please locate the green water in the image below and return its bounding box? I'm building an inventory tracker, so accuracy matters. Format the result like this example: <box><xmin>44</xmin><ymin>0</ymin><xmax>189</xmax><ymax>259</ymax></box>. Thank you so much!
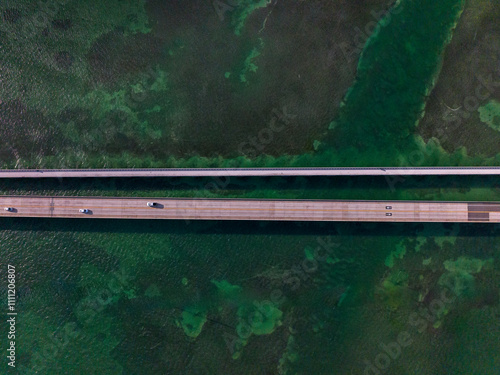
<box><xmin>1</xmin><ymin>0</ymin><xmax>499</xmax><ymax>374</ymax></box>
<box><xmin>324</xmin><ymin>0</ymin><xmax>467</xmax><ymax>165</ymax></box>
<box><xmin>1</xmin><ymin>175</ymin><xmax>500</xmax><ymax>202</ymax></box>
<box><xmin>1</xmin><ymin>0</ymin><xmax>498</xmax><ymax>168</ymax></box>
<box><xmin>0</xmin><ymin>175</ymin><xmax>499</xmax><ymax>374</ymax></box>
<box><xmin>2</xmin><ymin>218</ymin><xmax>499</xmax><ymax>374</ymax></box>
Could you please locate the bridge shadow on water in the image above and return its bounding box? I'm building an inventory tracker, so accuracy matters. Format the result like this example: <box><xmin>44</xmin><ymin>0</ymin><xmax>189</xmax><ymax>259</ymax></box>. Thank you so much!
<box><xmin>0</xmin><ymin>175</ymin><xmax>499</xmax><ymax>199</ymax></box>
<box><xmin>0</xmin><ymin>215</ymin><xmax>498</xmax><ymax>239</ymax></box>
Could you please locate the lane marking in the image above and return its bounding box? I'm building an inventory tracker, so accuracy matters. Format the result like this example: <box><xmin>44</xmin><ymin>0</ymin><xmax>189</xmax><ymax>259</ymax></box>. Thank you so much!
<box><xmin>0</xmin><ymin>204</ymin><xmax>483</xmax><ymax>214</ymax></box>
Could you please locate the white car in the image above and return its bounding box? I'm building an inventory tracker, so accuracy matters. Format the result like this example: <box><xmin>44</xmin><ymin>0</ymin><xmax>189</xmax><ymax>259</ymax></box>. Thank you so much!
<box><xmin>4</xmin><ymin>207</ymin><xmax>13</xmax><ymax>212</ymax></box>
<box><xmin>147</xmin><ymin>202</ymin><xmax>158</xmax><ymax>207</ymax></box>
<box><xmin>79</xmin><ymin>209</ymin><xmax>90</xmax><ymax>214</ymax></box>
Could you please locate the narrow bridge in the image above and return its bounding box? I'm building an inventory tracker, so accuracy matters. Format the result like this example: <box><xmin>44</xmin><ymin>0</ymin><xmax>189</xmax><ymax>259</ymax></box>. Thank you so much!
<box><xmin>0</xmin><ymin>167</ymin><xmax>500</xmax><ymax>178</ymax></box>
<box><xmin>1</xmin><ymin>196</ymin><xmax>499</xmax><ymax>223</ymax></box>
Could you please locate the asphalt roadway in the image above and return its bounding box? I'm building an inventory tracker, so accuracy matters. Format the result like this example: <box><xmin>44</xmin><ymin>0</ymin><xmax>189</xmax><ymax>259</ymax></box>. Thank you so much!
<box><xmin>1</xmin><ymin>197</ymin><xmax>499</xmax><ymax>223</ymax></box>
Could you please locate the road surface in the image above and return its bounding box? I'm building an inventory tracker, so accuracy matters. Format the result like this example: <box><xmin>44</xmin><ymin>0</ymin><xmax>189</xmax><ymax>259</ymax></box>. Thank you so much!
<box><xmin>1</xmin><ymin>197</ymin><xmax>499</xmax><ymax>222</ymax></box>
<box><xmin>0</xmin><ymin>167</ymin><xmax>500</xmax><ymax>178</ymax></box>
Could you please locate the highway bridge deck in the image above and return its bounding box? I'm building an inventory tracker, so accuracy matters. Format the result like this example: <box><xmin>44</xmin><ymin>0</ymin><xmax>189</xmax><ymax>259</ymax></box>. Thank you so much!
<box><xmin>1</xmin><ymin>197</ymin><xmax>499</xmax><ymax>223</ymax></box>
<box><xmin>0</xmin><ymin>167</ymin><xmax>500</xmax><ymax>178</ymax></box>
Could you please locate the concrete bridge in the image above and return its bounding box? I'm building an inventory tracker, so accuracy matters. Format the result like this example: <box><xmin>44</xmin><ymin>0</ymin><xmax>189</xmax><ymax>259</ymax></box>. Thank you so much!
<box><xmin>0</xmin><ymin>167</ymin><xmax>500</xmax><ymax>178</ymax></box>
<box><xmin>1</xmin><ymin>196</ymin><xmax>499</xmax><ymax>223</ymax></box>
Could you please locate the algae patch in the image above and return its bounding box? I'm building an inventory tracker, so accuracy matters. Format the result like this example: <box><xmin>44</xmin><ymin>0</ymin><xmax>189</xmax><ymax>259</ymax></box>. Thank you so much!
<box><xmin>212</xmin><ymin>279</ymin><xmax>243</xmax><ymax>298</ymax></box>
<box><xmin>239</xmin><ymin>40</ymin><xmax>264</xmax><ymax>84</ymax></box>
<box><xmin>144</xmin><ymin>284</ymin><xmax>161</xmax><ymax>297</ymax></box>
<box><xmin>231</xmin><ymin>0</ymin><xmax>272</xmax><ymax>35</ymax></box>
<box><xmin>377</xmin><ymin>270</ymin><xmax>410</xmax><ymax>311</ymax></box>
<box><xmin>478</xmin><ymin>100</ymin><xmax>500</xmax><ymax>131</ymax></box>
<box><xmin>438</xmin><ymin>256</ymin><xmax>494</xmax><ymax>297</ymax></box>
<box><xmin>178</xmin><ymin>308</ymin><xmax>207</xmax><ymax>338</ymax></box>
<box><xmin>237</xmin><ymin>303</ymin><xmax>283</xmax><ymax>336</ymax></box>
<box><xmin>443</xmin><ymin>256</ymin><xmax>493</xmax><ymax>274</ymax></box>
<box><xmin>385</xmin><ymin>241</ymin><xmax>406</xmax><ymax>268</ymax></box>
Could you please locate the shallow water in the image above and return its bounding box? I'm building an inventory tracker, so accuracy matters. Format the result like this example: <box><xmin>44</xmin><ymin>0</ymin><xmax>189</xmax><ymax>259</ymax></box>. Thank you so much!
<box><xmin>0</xmin><ymin>0</ymin><xmax>499</xmax><ymax>374</ymax></box>
<box><xmin>0</xmin><ymin>0</ymin><xmax>497</xmax><ymax>168</ymax></box>
<box><xmin>1</xmin><ymin>217</ymin><xmax>498</xmax><ymax>374</ymax></box>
